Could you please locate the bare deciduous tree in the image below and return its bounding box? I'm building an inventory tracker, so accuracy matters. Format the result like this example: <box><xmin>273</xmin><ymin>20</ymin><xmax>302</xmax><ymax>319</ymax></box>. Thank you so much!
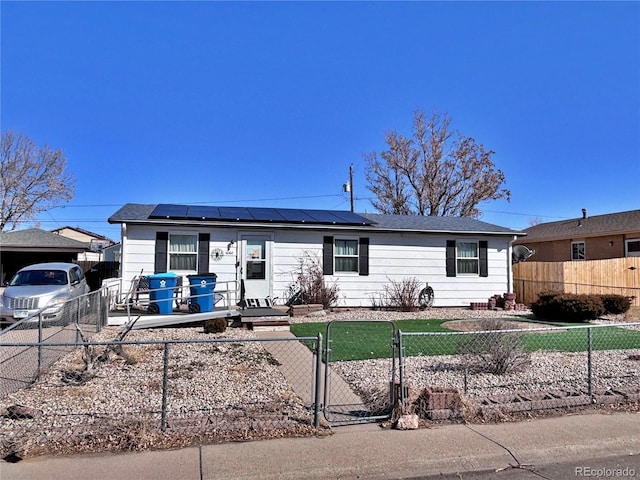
<box><xmin>0</xmin><ymin>131</ymin><xmax>75</xmax><ymax>231</ymax></box>
<box><xmin>364</xmin><ymin>110</ymin><xmax>510</xmax><ymax>218</ymax></box>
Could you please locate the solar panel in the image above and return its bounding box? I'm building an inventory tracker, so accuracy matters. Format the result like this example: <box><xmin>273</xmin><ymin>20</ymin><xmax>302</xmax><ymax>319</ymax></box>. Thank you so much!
<box><xmin>276</xmin><ymin>209</ymin><xmax>316</xmax><ymax>222</ymax></box>
<box><xmin>248</xmin><ymin>208</ymin><xmax>287</xmax><ymax>222</ymax></box>
<box><xmin>150</xmin><ymin>204</ymin><xmax>189</xmax><ymax>219</ymax></box>
<box><xmin>218</xmin><ymin>207</ymin><xmax>253</xmax><ymax>221</ymax></box>
<box><xmin>331</xmin><ymin>210</ymin><xmax>372</xmax><ymax>225</ymax></box>
<box><xmin>186</xmin><ymin>206</ymin><xmax>220</xmax><ymax>220</ymax></box>
<box><xmin>148</xmin><ymin>204</ymin><xmax>373</xmax><ymax>225</ymax></box>
<box><xmin>303</xmin><ymin>209</ymin><xmax>341</xmax><ymax>224</ymax></box>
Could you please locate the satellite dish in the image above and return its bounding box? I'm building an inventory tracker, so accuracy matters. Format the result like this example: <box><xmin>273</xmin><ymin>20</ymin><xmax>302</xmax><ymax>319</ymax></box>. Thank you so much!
<box><xmin>512</xmin><ymin>245</ymin><xmax>535</xmax><ymax>264</ymax></box>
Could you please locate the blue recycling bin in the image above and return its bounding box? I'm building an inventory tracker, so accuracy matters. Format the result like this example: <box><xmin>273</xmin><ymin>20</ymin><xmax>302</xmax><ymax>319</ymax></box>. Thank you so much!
<box><xmin>147</xmin><ymin>273</ymin><xmax>178</xmax><ymax>315</ymax></box>
<box><xmin>187</xmin><ymin>274</ymin><xmax>217</xmax><ymax>313</ymax></box>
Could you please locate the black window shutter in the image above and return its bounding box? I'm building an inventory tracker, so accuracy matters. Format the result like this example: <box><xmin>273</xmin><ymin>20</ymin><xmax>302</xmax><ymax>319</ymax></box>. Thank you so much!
<box><xmin>198</xmin><ymin>233</ymin><xmax>210</xmax><ymax>274</ymax></box>
<box><xmin>155</xmin><ymin>232</ymin><xmax>168</xmax><ymax>273</ymax></box>
<box><xmin>359</xmin><ymin>237</ymin><xmax>369</xmax><ymax>276</ymax></box>
<box><xmin>479</xmin><ymin>240</ymin><xmax>488</xmax><ymax>277</ymax></box>
<box><xmin>446</xmin><ymin>240</ymin><xmax>456</xmax><ymax>277</ymax></box>
<box><xmin>323</xmin><ymin>236</ymin><xmax>334</xmax><ymax>275</ymax></box>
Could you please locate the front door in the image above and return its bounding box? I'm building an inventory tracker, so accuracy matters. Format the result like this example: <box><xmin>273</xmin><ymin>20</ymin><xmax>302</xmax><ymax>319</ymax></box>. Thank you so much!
<box><xmin>240</xmin><ymin>234</ymin><xmax>272</xmax><ymax>299</ymax></box>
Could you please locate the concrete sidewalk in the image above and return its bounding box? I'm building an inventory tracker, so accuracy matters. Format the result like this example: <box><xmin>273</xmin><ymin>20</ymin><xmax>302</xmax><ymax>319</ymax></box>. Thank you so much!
<box><xmin>255</xmin><ymin>330</ymin><xmax>362</xmax><ymax>409</ymax></box>
<box><xmin>2</xmin><ymin>412</ymin><xmax>639</xmax><ymax>480</ymax></box>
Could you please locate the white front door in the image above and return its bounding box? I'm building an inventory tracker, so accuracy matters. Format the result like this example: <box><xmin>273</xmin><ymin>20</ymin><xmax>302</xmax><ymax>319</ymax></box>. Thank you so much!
<box><xmin>240</xmin><ymin>234</ymin><xmax>272</xmax><ymax>299</ymax></box>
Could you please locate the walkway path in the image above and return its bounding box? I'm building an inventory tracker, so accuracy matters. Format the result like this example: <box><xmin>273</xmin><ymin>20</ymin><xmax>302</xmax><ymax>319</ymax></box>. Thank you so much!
<box><xmin>254</xmin><ymin>330</ymin><xmax>363</xmax><ymax>413</ymax></box>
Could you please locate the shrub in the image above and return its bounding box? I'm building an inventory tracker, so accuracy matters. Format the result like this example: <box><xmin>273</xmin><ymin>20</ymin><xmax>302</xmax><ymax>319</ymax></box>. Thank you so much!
<box><xmin>531</xmin><ymin>292</ymin><xmax>605</xmax><ymax>322</ymax></box>
<box><xmin>600</xmin><ymin>294</ymin><xmax>632</xmax><ymax>315</ymax></box>
<box><xmin>380</xmin><ymin>277</ymin><xmax>423</xmax><ymax>312</ymax></box>
<box><xmin>530</xmin><ymin>290</ymin><xmax>562</xmax><ymax>320</ymax></box>
<box><xmin>456</xmin><ymin>319</ymin><xmax>530</xmax><ymax>375</ymax></box>
<box><xmin>203</xmin><ymin>317</ymin><xmax>227</xmax><ymax>333</ymax></box>
<box><xmin>286</xmin><ymin>253</ymin><xmax>340</xmax><ymax>309</ymax></box>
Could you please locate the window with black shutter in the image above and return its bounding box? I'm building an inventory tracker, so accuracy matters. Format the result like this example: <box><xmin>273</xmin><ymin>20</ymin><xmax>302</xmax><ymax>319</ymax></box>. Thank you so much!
<box><xmin>446</xmin><ymin>239</ymin><xmax>488</xmax><ymax>277</ymax></box>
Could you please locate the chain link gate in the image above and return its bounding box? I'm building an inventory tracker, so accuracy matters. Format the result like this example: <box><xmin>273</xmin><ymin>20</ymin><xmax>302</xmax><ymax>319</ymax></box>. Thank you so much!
<box><xmin>322</xmin><ymin>320</ymin><xmax>398</xmax><ymax>425</ymax></box>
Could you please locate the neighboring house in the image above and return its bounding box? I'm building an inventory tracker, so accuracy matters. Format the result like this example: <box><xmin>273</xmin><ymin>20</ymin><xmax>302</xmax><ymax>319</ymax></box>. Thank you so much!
<box><xmin>0</xmin><ymin>228</ymin><xmax>88</xmax><ymax>284</ymax></box>
<box><xmin>514</xmin><ymin>209</ymin><xmax>640</xmax><ymax>262</ymax></box>
<box><xmin>108</xmin><ymin>203</ymin><xmax>525</xmax><ymax>308</ymax></box>
<box><xmin>51</xmin><ymin>226</ymin><xmax>115</xmax><ymax>262</ymax></box>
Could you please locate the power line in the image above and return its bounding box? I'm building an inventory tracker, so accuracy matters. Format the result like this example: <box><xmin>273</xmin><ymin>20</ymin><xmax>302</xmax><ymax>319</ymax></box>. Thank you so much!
<box><xmin>47</xmin><ymin>194</ymin><xmax>344</xmax><ymax>210</ymax></box>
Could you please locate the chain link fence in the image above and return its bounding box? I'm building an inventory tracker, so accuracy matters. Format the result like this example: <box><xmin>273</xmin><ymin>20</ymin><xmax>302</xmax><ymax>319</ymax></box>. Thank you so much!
<box><xmin>1</xmin><ymin>313</ymin><xmax>639</xmax><ymax>459</ymax></box>
<box><xmin>398</xmin><ymin>319</ymin><xmax>640</xmax><ymax>420</ymax></box>
<box><xmin>0</xmin><ymin>290</ymin><xmax>108</xmax><ymax>399</ymax></box>
<box><xmin>0</xmin><ymin>326</ymin><xmax>322</xmax><ymax>459</ymax></box>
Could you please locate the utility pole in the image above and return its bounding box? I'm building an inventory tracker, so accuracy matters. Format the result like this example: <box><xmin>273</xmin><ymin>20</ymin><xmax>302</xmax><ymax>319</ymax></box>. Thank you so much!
<box><xmin>349</xmin><ymin>164</ymin><xmax>354</xmax><ymax>212</ymax></box>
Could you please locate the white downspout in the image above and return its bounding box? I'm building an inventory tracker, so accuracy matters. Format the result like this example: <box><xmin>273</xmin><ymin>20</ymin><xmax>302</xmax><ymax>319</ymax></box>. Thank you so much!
<box><xmin>507</xmin><ymin>235</ymin><xmax>517</xmax><ymax>293</ymax></box>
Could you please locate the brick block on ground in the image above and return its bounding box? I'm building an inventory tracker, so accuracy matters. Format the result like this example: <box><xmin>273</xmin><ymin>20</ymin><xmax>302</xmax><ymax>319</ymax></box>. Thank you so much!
<box><xmin>290</xmin><ymin>304</ymin><xmax>324</xmax><ymax>316</ymax></box>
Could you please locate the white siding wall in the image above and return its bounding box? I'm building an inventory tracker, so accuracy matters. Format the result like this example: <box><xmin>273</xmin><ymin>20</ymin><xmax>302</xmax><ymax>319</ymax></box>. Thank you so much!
<box><xmin>270</xmin><ymin>231</ymin><xmax>511</xmax><ymax>307</ymax></box>
<box><xmin>121</xmin><ymin>224</ymin><xmax>513</xmax><ymax>308</ymax></box>
<box><xmin>122</xmin><ymin>225</ymin><xmax>240</xmax><ymax>303</ymax></box>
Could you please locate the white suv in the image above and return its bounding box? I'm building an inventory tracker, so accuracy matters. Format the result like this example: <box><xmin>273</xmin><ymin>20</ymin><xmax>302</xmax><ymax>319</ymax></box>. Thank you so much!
<box><xmin>0</xmin><ymin>262</ymin><xmax>90</xmax><ymax>324</ymax></box>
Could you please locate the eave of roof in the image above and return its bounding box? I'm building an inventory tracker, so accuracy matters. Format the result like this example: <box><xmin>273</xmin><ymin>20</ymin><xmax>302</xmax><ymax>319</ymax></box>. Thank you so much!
<box><xmin>521</xmin><ymin>209</ymin><xmax>640</xmax><ymax>242</ymax></box>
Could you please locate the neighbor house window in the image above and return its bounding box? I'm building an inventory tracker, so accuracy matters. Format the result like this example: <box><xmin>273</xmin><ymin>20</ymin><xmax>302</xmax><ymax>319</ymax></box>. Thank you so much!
<box><xmin>335</xmin><ymin>239</ymin><xmax>359</xmax><ymax>273</ymax></box>
<box><xmin>626</xmin><ymin>239</ymin><xmax>640</xmax><ymax>257</ymax></box>
<box><xmin>571</xmin><ymin>241</ymin><xmax>585</xmax><ymax>261</ymax></box>
<box><xmin>456</xmin><ymin>241</ymin><xmax>479</xmax><ymax>274</ymax></box>
<box><xmin>169</xmin><ymin>234</ymin><xmax>198</xmax><ymax>270</ymax></box>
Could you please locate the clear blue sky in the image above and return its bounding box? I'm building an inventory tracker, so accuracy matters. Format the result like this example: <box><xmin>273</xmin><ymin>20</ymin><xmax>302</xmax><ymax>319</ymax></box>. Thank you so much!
<box><xmin>2</xmin><ymin>1</ymin><xmax>639</xmax><ymax>241</ymax></box>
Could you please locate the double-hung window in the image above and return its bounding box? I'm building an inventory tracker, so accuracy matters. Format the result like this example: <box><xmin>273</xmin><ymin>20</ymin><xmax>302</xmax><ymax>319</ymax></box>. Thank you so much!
<box><xmin>446</xmin><ymin>239</ymin><xmax>488</xmax><ymax>277</ymax></box>
<box><xmin>335</xmin><ymin>239</ymin><xmax>359</xmax><ymax>273</ymax></box>
<box><xmin>323</xmin><ymin>236</ymin><xmax>369</xmax><ymax>276</ymax></box>
<box><xmin>456</xmin><ymin>241</ymin><xmax>479</xmax><ymax>274</ymax></box>
<box><xmin>571</xmin><ymin>241</ymin><xmax>585</xmax><ymax>261</ymax></box>
<box><xmin>169</xmin><ymin>234</ymin><xmax>198</xmax><ymax>271</ymax></box>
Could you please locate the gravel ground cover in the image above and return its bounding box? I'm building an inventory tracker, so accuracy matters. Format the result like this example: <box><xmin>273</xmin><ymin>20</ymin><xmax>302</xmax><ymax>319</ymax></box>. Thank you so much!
<box><xmin>1</xmin><ymin>307</ymin><xmax>638</xmax><ymax>460</ymax></box>
<box><xmin>0</xmin><ymin>326</ymin><xmax>314</xmax><ymax>459</ymax></box>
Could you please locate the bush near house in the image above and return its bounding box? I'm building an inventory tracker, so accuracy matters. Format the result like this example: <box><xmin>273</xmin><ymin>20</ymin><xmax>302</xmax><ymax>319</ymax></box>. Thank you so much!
<box><xmin>370</xmin><ymin>277</ymin><xmax>424</xmax><ymax>312</ymax></box>
<box><xmin>600</xmin><ymin>294</ymin><xmax>633</xmax><ymax>315</ymax></box>
<box><xmin>286</xmin><ymin>253</ymin><xmax>340</xmax><ymax>309</ymax></box>
<box><xmin>531</xmin><ymin>292</ymin><xmax>631</xmax><ymax>322</ymax></box>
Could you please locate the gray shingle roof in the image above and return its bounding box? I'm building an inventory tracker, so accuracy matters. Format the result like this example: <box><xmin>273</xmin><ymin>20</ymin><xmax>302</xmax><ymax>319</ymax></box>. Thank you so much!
<box><xmin>0</xmin><ymin>228</ymin><xmax>89</xmax><ymax>250</ymax></box>
<box><xmin>360</xmin><ymin>213</ymin><xmax>521</xmax><ymax>234</ymax></box>
<box><xmin>522</xmin><ymin>209</ymin><xmax>640</xmax><ymax>241</ymax></box>
<box><xmin>108</xmin><ymin>204</ymin><xmax>156</xmax><ymax>223</ymax></box>
<box><xmin>109</xmin><ymin>203</ymin><xmax>523</xmax><ymax>236</ymax></box>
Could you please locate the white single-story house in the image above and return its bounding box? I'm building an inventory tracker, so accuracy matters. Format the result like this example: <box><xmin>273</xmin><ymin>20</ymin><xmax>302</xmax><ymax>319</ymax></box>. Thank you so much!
<box><xmin>108</xmin><ymin>204</ymin><xmax>526</xmax><ymax>308</ymax></box>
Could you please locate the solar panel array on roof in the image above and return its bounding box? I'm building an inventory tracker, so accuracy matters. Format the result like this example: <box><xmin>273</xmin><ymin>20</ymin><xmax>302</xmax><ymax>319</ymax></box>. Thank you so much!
<box><xmin>149</xmin><ymin>204</ymin><xmax>373</xmax><ymax>225</ymax></box>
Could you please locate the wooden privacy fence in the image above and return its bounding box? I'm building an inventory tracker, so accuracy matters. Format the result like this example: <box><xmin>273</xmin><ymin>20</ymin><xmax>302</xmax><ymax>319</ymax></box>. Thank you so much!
<box><xmin>513</xmin><ymin>257</ymin><xmax>640</xmax><ymax>307</ymax></box>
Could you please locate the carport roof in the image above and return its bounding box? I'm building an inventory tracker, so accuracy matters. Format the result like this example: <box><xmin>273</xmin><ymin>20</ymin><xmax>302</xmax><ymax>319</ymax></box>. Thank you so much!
<box><xmin>0</xmin><ymin>228</ymin><xmax>88</xmax><ymax>252</ymax></box>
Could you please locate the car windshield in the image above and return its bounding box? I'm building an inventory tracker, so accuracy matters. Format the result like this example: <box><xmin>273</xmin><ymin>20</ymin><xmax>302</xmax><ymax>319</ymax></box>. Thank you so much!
<box><xmin>9</xmin><ymin>270</ymin><xmax>68</xmax><ymax>286</ymax></box>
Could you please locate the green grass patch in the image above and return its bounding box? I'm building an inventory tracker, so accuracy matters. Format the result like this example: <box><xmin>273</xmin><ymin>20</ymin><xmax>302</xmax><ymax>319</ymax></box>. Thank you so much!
<box><xmin>290</xmin><ymin>319</ymin><xmax>640</xmax><ymax>361</ymax></box>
